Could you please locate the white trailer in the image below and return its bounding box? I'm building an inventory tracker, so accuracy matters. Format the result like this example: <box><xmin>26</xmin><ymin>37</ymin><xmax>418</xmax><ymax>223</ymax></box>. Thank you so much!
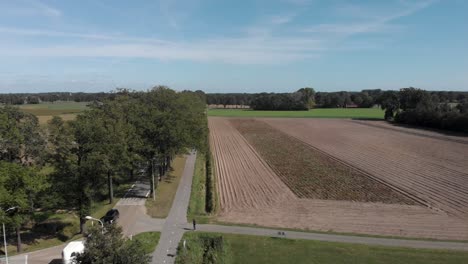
<box><xmin>62</xmin><ymin>241</ymin><xmax>84</xmax><ymax>264</ymax></box>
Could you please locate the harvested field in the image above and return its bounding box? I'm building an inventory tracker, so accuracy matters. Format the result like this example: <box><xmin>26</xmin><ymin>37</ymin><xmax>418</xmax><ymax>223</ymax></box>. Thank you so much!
<box><xmin>209</xmin><ymin>117</ymin><xmax>468</xmax><ymax>240</ymax></box>
<box><xmin>264</xmin><ymin>118</ymin><xmax>468</xmax><ymax>219</ymax></box>
<box><xmin>229</xmin><ymin>119</ymin><xmax>415</xmax><ymax>204</ymax></box>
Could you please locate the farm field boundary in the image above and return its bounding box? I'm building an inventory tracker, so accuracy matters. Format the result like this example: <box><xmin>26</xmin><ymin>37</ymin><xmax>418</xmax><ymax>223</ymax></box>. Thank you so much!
<box><xmin>208</xmin><ymin>108</ymin><xmax>384</xmax><ymax>119</ymax></box>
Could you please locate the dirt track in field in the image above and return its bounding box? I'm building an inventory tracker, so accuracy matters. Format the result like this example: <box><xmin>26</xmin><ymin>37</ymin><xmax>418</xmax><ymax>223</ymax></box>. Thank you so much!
<box><xmin>209</xmin><ymin>117</ymin><xmax>468</xmax><ymax>240</ymax></box>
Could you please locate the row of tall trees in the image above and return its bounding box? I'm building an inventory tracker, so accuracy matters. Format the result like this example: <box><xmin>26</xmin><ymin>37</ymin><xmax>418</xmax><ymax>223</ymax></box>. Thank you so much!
<box><xmin>206</xmin><ymin>89</ymin><xmax>468</xmax><ymax>109</ymax></box>
<box><xmin>380</xmin><ymin>88</ymin><xmax>468</xmax><ymax>133</ymax></box>
<box><xmin>0</xmin><ymin>86</ymin><xmax>208</xmax><ymax>252</ymax></box>
<box><xmin>249</xmin><ymin>88</ymin><xmax>316</xmax><ymax>110</ymax></box>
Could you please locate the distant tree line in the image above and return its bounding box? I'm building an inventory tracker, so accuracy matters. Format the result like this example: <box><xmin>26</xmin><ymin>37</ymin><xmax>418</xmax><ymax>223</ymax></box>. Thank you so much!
<box><xmin>380</xmin><ymin>87</ymin><xmax>468</xmax><ymax>133</ymax></box>
<box><xmin>0</xmin><ymin>86</ymin><xmax>208</xmax><ymax>253</ymax></box>
<box><xmin>206</xmin><ymin>89</ymin><xmax>468</xmax><ymax>110</ymax></box>
<box><xmin>0</xmin><ymin>92</ymin><xmax>112</xmax><ymax>104</ymax></box>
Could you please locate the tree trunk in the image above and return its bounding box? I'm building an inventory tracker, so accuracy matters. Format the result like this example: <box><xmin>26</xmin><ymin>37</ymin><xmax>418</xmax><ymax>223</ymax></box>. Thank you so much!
<box><xmin>16</xmin><ymin>226</ymin><xmax>22</xmax><ymax>253</ymax></box>
<box><xmin>108</xmin><ymin>171</ymin><xmax>113</xmax><ymax>204</ymax></box>
<box><xmin>158</xmin><ymin>164</ymin><xmax>163</xmax><ymax>181</ymax></box>
<box><xmin>79</xmin><ymin>217</ymin><xmax>86</xmax><ymax>234</ymax></box>
<box><xmin>166</xmin><ymin>156</ymin><xmax>172</xmax><ymax>169</ymax></box>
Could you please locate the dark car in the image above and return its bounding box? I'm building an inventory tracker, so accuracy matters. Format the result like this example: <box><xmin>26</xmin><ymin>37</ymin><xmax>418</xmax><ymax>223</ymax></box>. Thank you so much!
<box><xmin>101</xmin><ymin>209</ymin><xmax>120</xmax><ymax>224</ymax></box>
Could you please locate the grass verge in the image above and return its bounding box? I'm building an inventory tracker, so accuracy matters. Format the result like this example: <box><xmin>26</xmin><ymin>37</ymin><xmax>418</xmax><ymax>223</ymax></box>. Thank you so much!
<box><xmin>131</xmin><ymin>232</ymin><xmax>161</xmax><ymax>254</ymax></box>
<box><xmin>176</xmin><ymin>232</ymin><xmax>468</xmax><ymax>264</ymax></box>
<box><xmin>187</xmin><ymin>153</ymin><xmax>208</xmax><ymax>221</ymax></box>
<box><xmin>146</xmin><ymin>156</ymin><xmax>187</xmax><ymax>218</ymax></box>
<box><xmin>208</xmin><ymin>108</ymin><xmax>384</xmax><ymax>119</ymax></box>
<box><xmin>187</xmin><ymin>150</ymin><xmax>219</xmax><ymax>224</ymax></box>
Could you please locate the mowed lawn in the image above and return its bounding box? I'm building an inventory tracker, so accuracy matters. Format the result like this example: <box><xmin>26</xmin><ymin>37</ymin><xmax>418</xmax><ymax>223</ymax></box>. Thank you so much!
<box><xmin>18</xmin><ymin>101</ymin><xmax>89</xmax><ymax>124</ymax></box>
<box><xmin>177</xmin><ymin>232</ymin><xmax>468</xmax><ymax>264</ymax></box>
<box><xmin>208</xmin><ymin>108</ymin><xmax>384</xmax><ymax>119</ymax></box>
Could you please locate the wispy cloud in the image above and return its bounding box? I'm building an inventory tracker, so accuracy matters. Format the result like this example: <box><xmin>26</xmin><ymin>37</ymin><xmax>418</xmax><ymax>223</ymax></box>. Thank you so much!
<box><xmin>269</xmin><ymin>14</ymin><xmax>297</xmax><ymax>25</ymax></box>
<box><xmin>32</xmin><ymin>0</ymin><xmax>62</xmax><ymax>17</ymax></box>
<box><xmin>302</xmin><ymin>0</ymin><xmax>435</xmax><ymax>37</ymax></box>
<box><xmin>0</xmin><ymin>0</ymin><xmax>62</xmax><ymax>18</ymax></box>
<box><xmin>0</xmin><ymin>0</ymin><xmax>436</xmax><ymax>65</ymax></box>
<box><xmin>0</xmin><ymin>36</ymin><xmax>323</xmax><ymax>64</ymax></box>
<box><xmin>0</xmin><ymin>27</ymin><xmax>170</xmax><ymax>44</ymax></box>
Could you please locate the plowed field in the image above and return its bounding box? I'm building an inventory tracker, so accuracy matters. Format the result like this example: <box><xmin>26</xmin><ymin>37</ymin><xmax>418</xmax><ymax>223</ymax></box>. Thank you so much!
<box><xmin>209</xmin><ymin>117</ymin><xmax>468</xmax><ymax>240</ymax></box>
<box><xmin>264</xmin><ymin>118</ymin><xmax>468</xmax><ymax>219</ymax></box>
<box><xmin>230</xmin><ymin>119</ymin><xmax>415</xmax><ymax>204</ymax></box>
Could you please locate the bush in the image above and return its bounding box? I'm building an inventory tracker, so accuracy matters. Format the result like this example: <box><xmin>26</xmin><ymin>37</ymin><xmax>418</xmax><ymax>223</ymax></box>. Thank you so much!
<box><xmin>395</xmin><ymin>109</ymin><xmax>468</xmax><ymax>133</ymax></box>
<box><xmin>57</xmin><ymin>221</ymin><xmax>80</xmax><ymax>241</ymax></box>
<box><xmin>205</xmin><ymin>149</ymin><xmax>215</xmax><ymax>213</ymax></box>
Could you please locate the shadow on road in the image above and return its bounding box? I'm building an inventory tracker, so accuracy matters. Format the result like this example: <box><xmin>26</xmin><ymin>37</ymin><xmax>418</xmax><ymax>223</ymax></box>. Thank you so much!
<box><xmin>49</xmin><ymin>259</ymin><xmax>62</xmax><ymax>264</ymax></box>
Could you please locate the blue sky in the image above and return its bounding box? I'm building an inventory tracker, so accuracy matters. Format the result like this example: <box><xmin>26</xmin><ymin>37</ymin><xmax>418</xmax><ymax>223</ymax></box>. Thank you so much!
<box><xmin>0</xmin><ymin>0</ymin><xmax>467</xmax><ymax>93</ymax></box>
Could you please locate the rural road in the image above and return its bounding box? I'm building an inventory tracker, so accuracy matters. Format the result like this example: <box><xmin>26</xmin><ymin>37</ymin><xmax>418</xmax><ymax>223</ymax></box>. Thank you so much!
<box><xmin>197</xmin><ymin>224</ymin><xmax>468</xmax><ymax>252</ymax></box>
<box><xmin>151</xmin><ymin>150</ymin><xmax>197</xmax><ymax>264</ymax></box>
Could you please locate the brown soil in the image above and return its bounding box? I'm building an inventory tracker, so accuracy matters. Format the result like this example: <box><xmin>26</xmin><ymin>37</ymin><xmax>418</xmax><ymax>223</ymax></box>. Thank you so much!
<box><xmin>264</xmin><ymin>118</ymin><xmax>468</xmax><ymax>219</ymax></box>
<box><xmin>229</xmin><ymin>118</ymin><xmax>415</xmax><ymax>204</ymax></box>
<box><xmin>208</xmin><ymin>117</ymin><xmax>468</xmax><ymax>240</ymax></box>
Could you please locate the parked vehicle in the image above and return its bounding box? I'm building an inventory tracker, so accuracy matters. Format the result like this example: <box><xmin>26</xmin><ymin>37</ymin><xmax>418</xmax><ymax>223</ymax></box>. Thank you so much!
<box><xmin>101</xmin><ymin>209</ymin><xmax>120</xmax><ymax>224</ymax></box>
<box><xmin>62</xmin><ymin>241</ymin><xmax>84</xmax><ymax>264</ymax></box>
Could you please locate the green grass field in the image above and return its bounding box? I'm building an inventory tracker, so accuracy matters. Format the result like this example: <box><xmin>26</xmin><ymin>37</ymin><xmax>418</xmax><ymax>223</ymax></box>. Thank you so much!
<box><xmin>187</xmin><ymin>153</ymin><xmax>208</xmax><ymax>220</ymax></box>
<box><xmin>17</xmin><ymin>101</ymin><xmax>89</xmax><ymax>124</ymax></box>
<box><xmin>208</xmin><ymin>108</ymin><xmax>384</xmax><ymax>119</ymax></box>
<box><xmin>131</xmin><ymin>232</ymin><xmax>161</xmax><ymax>254</ymax></box>
<box><xmin>176</xmin><ymin>232</ymin><xmax>468</xmax><ymax>264</ymax></box>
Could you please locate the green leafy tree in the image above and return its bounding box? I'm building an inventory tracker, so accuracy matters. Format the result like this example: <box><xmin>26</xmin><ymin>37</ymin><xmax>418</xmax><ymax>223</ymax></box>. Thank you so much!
<box><xmin>297</xmin><ymin>87</ymin><xmax>316</xmax><ymax>109</ymax></box>
<box><xmin>0</xmin><ymin>106</ymin><xmax>45</xmax><ymax>164</ymax></box>
<box><xmin>399</xmin><ymin>87</ymin><xmax>429</xmax><ymax>111</ymax></box>
<box><xmin>74</xmin><ymin>225</ymin><xmax>150</xmax><ymax>264</ymax></box>
<box><xmin>48</xmin><ymin>116</ymin><xmax>95</xmax><ymax>234</ymax></box>
<box><xmin>0</xmin><ymin>161</ymin><xmax>47</xmax><ymax>252</ymax></box>
<box><xmin>379</xmin><ymin>91</ymin><xmax>400</xmax><ymax>120</ymax></box>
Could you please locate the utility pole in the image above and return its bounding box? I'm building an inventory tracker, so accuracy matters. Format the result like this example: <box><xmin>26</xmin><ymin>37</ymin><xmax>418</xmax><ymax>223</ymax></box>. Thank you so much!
<box><xmin>3</xmin><ymin>222</ymin><xmax>8</xmax><ymax>264</ymax></box>
<box><xmin>2</xmin><ymin>206</ymin><xmax>18</xmax><ymax>264</ymax></box>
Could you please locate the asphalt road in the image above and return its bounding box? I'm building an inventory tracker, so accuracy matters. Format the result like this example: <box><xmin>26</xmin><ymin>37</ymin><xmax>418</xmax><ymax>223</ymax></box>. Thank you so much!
<box><xmin>197</xmin><ymin>224</ymin><xmax>468</xmax><ymax>251</ymax></box>
<box><xmin>151</xmin><ymin>151</ymin><xmax>197</xmax><ymax>264</ymax></box>
<box><xmin>124</xmin><ymin>178</ymin><xmax>152</xmax><ymax>198</ymax></box>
